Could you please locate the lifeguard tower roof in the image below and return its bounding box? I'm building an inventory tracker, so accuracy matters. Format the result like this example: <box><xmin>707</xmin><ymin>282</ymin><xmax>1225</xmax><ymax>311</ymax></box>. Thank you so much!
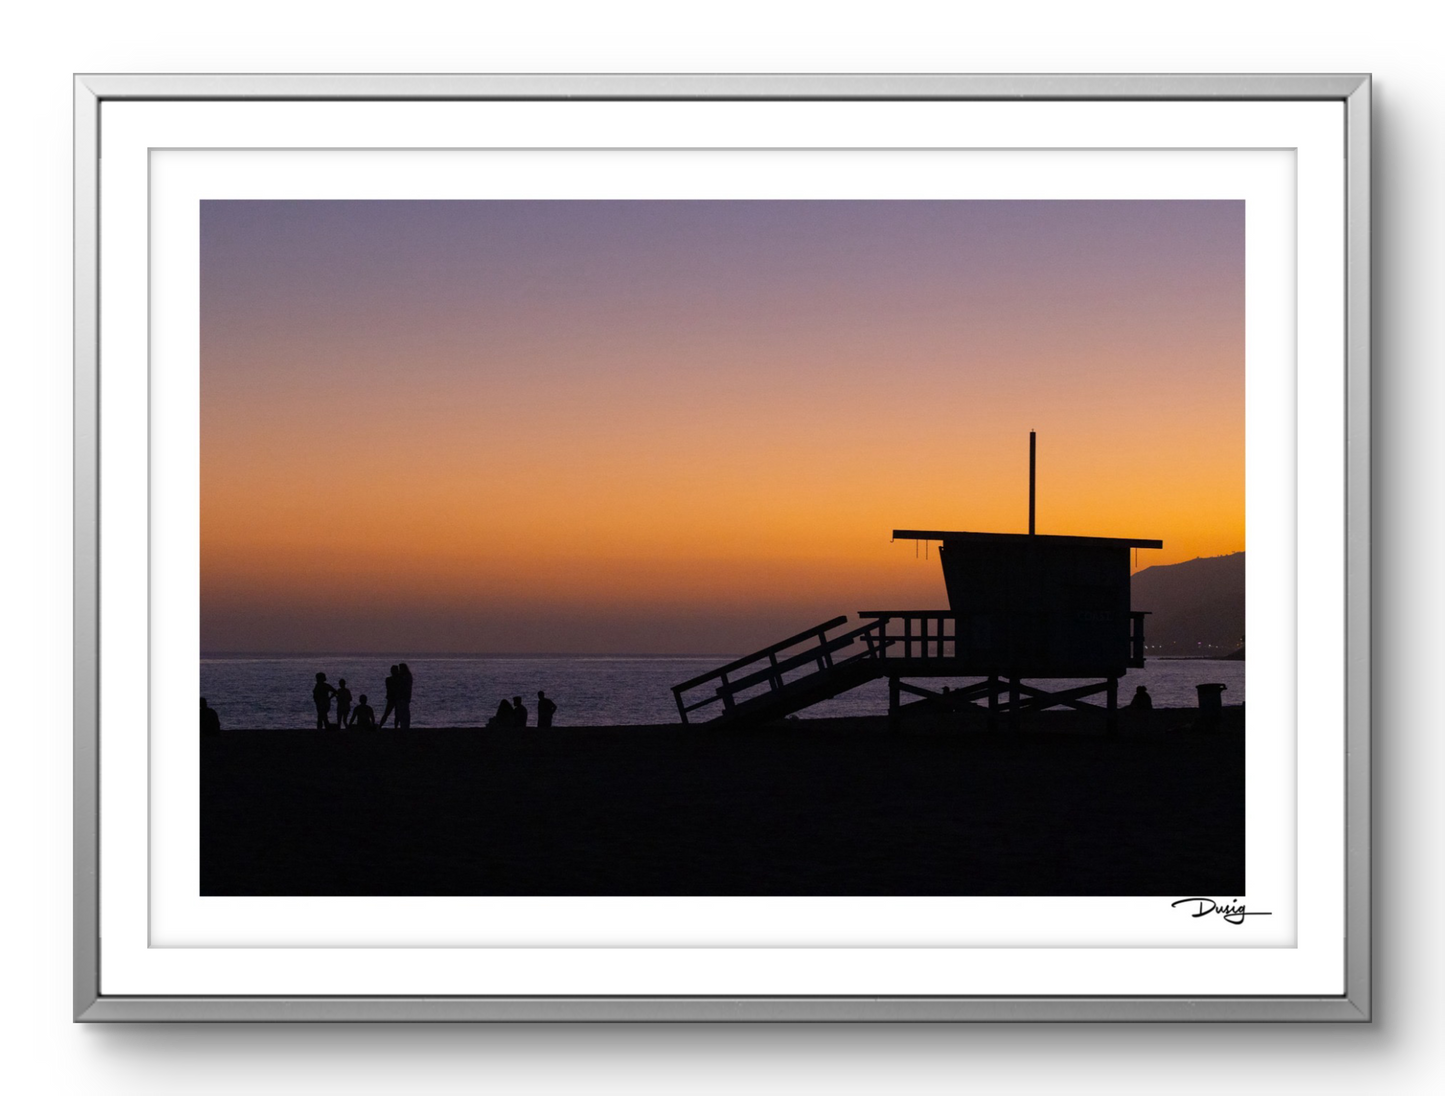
<box><xmin>893</xmin><ymin>530</ymin><xmax>1162</xmax><ymax>549</ymax></box>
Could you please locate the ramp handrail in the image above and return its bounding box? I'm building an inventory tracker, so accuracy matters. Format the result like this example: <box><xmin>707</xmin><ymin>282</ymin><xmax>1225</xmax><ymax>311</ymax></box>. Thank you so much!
<box><xmin>671</xmin><ymin>615</ymin><xmax>888</xmax><ymax>724</ymax></box>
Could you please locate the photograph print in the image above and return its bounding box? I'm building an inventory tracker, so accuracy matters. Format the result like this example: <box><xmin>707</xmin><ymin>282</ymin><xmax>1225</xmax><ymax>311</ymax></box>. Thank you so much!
<box><xmin>199</xmin><ymin>198</ymin><xmax>1245</xmax><ymax>898</ymax></box>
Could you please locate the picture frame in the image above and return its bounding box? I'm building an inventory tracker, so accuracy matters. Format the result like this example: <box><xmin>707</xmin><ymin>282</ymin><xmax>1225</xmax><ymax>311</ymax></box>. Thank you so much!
<box><xmin>73</xmin><ymin>73</ymin><xmax>1369</xmax><ymax>1023</ymax></box>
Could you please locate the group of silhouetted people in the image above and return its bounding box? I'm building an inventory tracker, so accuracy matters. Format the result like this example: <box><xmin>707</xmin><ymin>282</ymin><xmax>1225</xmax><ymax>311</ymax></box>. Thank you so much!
<box><xmin>488</xmin><ymin>690</ymin><xmax>557</xmax><ymax>729</ymax></box>
<box><xmin>311</xmin><ymin>663</ymin><xmax>413</xmax><ymax>730</ymax></box>
<box><xmin>202</xmin><ymin>669</ymin><xmax>564</xmax><ymax>734</ymax></box>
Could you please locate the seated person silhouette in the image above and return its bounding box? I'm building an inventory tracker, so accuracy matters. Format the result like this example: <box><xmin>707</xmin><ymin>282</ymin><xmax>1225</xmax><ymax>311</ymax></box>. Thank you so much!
<box><xmin>200</xmin><ymin>697</ymin><xmax>221</xmax><ymax>735</ymax></box>
<box><xmin>487</xmin><ymin>698</ymin><xmax>514</xmax><ymax>728</ymax></box>
<box><xmin>348</xmin><ymin>694</ymin><xmax>377</xmax><ymax>729</ymax></box>
<box><xmin>1129</xmin><ymin>685</ymin><xmax>1153</xmax><ymax>710</ymax></box>
<box><xmin>512</xmin><ymin>695</ymin><xmax>528</xmax><ymax>728</ymax></box>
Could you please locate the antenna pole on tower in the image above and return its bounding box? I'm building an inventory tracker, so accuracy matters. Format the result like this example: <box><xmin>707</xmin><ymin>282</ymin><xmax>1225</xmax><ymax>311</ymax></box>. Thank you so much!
<box><xmin>1028</xmin><ymin>431</ymin><xmax>1036</xmax><ymax>535</ymax></box>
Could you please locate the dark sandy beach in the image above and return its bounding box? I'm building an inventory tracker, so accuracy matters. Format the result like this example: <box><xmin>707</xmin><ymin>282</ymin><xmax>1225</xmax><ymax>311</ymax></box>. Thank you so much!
<box><xmin>201</xmin><ymin>708</ymin><xmax>1244</xmax><ymax>897</ymax></box>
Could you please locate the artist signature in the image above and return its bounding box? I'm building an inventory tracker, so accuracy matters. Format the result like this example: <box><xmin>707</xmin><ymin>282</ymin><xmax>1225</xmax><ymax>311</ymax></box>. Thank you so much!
<box><xmin>1170</xmin><ymin>898</ymin><xmax>1273</xmax><ymax>925</ymax></box>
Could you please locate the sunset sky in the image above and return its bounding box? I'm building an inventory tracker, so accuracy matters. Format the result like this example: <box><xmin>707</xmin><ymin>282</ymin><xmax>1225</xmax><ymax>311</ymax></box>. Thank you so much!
<box><xmin>200</xmin><ymin>200</ymin><xmax>1244</xmax><ymax>654</ymax></box>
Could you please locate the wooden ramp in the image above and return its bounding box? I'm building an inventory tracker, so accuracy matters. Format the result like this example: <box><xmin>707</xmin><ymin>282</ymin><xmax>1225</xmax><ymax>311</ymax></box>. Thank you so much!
<box><xmin>671</xmin><ymin>616</ymin><xmax>893</xmax><ymax>727</ymax></box>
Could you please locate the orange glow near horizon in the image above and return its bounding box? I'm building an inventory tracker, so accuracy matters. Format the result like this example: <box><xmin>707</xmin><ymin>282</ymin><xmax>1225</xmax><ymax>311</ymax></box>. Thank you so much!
<box><xmin>201</xmin><ymin>200</ymin><xmax>1243</xmax><ymax>653</ymax></box>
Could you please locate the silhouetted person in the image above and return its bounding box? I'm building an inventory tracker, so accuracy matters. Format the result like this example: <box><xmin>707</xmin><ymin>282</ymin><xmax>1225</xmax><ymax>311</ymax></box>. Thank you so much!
<box><xmin>378</xmin><ymin>665</ymin><xmax>400</xmax><ymax>728</ymax></box>
<box><xmin>200</xmin><ymin>697</ymin><xmax>221</xmax><ymax>736</ymax></box>
<box><xmin>397</xmin><ymin>662</ymin><xmax>413</xmax><ymax>729</ymax></box>
<box><xmin>312</xmin><ymin>672</ymin><xmax>336</xmax><ymax>730</ymax></box>
<box><xmin>334</xmin><ymin>678</ymin><xmax>353</xmax><ymax>728</ymax></box>
<box><xmin>488</xmin><ymin>698</ymin><xmax>514</xmax><ymax>728</ymax></box>
<box><xmin>348</xmin><ymin>694</ymin><xmax>376</xmax><ymax>729</ymax></box>
<box><xmin>1129</xmin><ymin>685</ymin><xmax>1153</xmax><ymax>710</ymax></box>
<box><xmin>512</xmin><ymin>695</ymin><xmax>528</xmax><ymax>728</ymax></box>
<box><xmin>536</xmin><ymin>690</ymin><xmax>556</xmax><ymax>729</ymax></box>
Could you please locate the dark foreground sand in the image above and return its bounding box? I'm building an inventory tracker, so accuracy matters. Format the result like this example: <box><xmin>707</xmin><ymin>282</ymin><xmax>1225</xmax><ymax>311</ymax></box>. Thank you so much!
<box><xmin>201</xmin><ymin>708</ymin><xmax>1244</xmax><ymax>897</ymax></box>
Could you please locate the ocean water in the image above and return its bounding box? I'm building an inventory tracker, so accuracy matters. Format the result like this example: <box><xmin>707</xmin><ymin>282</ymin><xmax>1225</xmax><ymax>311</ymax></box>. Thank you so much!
<box><xmin>200</xmin><ymin>654</ymin><xmax>1246</xmax><ymax>729</ymax></box>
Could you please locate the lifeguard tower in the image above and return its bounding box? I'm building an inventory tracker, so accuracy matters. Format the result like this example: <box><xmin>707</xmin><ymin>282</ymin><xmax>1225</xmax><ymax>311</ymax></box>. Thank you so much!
<box><xmin>672</xmin><ymin>433</ymin><xmax>1161</xmax><ymax>731</ymax></box>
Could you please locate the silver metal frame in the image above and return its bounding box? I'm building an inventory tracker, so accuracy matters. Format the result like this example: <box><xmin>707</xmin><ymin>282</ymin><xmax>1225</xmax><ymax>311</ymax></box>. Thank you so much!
<box><xmin>73</xmin><ymin>73</ymin><xmax>1371</xmax><ymax>1022</ymax></box>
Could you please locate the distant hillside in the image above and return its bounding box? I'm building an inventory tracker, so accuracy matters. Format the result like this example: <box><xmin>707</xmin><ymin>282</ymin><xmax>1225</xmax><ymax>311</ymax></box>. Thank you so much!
<box><xmin>1131</xmin><ymin>552</ymin><xmax>1245</xmax><ymax>657</ymax></box>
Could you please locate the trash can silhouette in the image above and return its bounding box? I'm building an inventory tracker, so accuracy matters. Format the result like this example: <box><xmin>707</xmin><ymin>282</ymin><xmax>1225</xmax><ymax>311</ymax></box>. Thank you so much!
<box><xmin>1195</xmin><ymin>683</ymin><xmax>1227</xmax><ymax>728</ymax></box>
